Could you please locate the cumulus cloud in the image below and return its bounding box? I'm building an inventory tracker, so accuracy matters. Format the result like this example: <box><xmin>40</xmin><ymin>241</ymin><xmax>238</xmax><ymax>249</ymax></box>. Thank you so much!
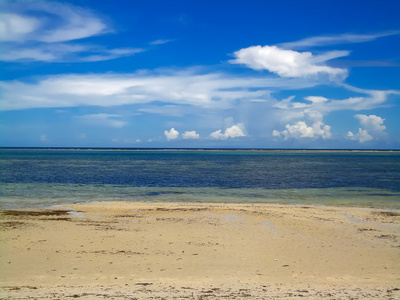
<box><xmin>210</xmin><ymin>123</ymin><xmax>246</xmax><ymax>140</ymax></box>
<box><xmin>0</xmin><ymin>1</ymin><xmax>141</xmax><ymax>62</ymax></box>
<box><xmin>77</xmin><ymin>113</ymin><xmax>127</xmax><ymax>128</ymax></box>
<box><xmin>347</xmin><ymin>128</ymin><xmax>373</xmax><ymax>143</ymax></box>
<box><xmin>355</xmin><ymin>114</ymin><xmax>386</xmax><ymax>134</ymax></box>
<box><xmin>182</xmin><ymin>131</ymin><xmax>200</xmax><ymax>139</ymax></box>
<box><xmin>273</xmin><ymin>120</ymin><xmax>331</xmax><ymax>140</ymax></box>
<box><xmin>348</xmin><ymin>114</ymin><xmax>387</xmax><ymax>143</ymax></box>
<box><xmin>230</xmin><ymin>45</ymin><xmax>348</xmax><ymax>80</ymax></box>
<box><xmin>272</xmin><ymin>109</ymin><xmax>332</xmax><ymax>140</ymax></box>
<box><xmin>164</xmin><ymin>128</ymin><xmax>179</xmax><ymax>140</ymax></box>
<box><xmin>273</xmin><ymin>88</ymin><xmax>395</xmax><ymax>144</ymax></box>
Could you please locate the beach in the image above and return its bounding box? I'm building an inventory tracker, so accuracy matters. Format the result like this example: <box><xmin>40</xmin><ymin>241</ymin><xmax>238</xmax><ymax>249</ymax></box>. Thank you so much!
<box><xmin>1</xmin><ymin>202</ymin><xmax>399</xmax><ymax>299</ymax></box>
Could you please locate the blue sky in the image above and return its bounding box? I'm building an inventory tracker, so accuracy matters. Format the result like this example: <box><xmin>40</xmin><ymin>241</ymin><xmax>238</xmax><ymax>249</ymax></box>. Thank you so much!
<box><xmin>1</xmin><ymin>0</ymin><xmax>399</xmax><ymax>148</ymax></box>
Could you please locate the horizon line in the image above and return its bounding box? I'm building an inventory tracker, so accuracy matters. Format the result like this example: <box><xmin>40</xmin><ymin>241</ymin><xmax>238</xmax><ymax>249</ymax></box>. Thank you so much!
<box><xmin>1</xmin><ymin>147</ymin><xmax>399</xmax><ymax>152</ymax></box>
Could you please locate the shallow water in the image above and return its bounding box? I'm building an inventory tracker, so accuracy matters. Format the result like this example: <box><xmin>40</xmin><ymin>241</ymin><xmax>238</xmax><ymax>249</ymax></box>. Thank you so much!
<box><xmin>1</xmin><ymin>148</ymin><xmax>399</xmax><ymax>209</ymax></box>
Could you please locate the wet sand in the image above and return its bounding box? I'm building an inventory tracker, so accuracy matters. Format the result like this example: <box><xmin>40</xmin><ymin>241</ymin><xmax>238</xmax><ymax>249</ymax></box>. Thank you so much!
<box><xmin>1</xmin><ymin>202</ymin><xmax>399</xmax><ymax>299</ymax></box>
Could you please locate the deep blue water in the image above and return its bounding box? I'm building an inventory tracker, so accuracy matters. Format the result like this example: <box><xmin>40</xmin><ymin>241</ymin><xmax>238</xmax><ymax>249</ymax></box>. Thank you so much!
<box><xmin>1</xmin><ymin>148</ymin><xmax>399</xmax><ymax>209</ymax></box>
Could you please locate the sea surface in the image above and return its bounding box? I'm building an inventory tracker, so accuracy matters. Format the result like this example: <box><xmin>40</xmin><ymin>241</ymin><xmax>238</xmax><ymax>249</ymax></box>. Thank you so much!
<box><xmin>1</xmin><ymin>148</ymin><xmax>399</xmax><ymax>209</ymax></box>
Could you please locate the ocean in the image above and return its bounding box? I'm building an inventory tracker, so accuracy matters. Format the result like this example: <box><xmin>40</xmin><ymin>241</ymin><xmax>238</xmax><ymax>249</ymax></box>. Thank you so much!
<box><xmin>1</xmin><ymin>148</ymin><xmax>399</xmax><ymax>209</ymax></box>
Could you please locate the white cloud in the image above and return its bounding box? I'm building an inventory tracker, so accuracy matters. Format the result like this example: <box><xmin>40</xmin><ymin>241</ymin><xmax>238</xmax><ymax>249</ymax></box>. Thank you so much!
<box><xmin>304</xmin><ymin>96</ymin><xmax>329</xmax><ymax>103</ymax></box>
<box><xmin>0</xmin><ymin>1</ymin><xmax>142</xmax><ymax>62</ymax></box>
<box><xmin>278</xmin><ymin>31</ymin><xmax>400</xmax><ymax>49</ymax></box>
<box><xmin>38</xmin><ymin>6</ymin><xmax>107</xmax><ymax>43</ymax></box>
<box><xmin>0</xmin><ymin>71</ymin><xmax>316</xmax><ymax>111</ymax></box>
<box><xmin>272</xmin><ymin>110</ymin><xmax>332</xmax><ymax>140</ymax></box>
<box><xmin>164</xmin><ymin>128</ymin><xmax>179</xmax><ymax>140</ymax></box>
<box><xmin>274</xmin><ymin>85</ymin><xmax>400</xmax><ymax>116</ymax></box>
<box><xmin>347</xmin><ymin>128</ymin><xmax>373</xmax><ymax>143</ymax></box>
<box><xmin>0</xmin><ymin>13</ymin><xmax>40</xmax><ymax>41</ymax></box>
<box><xmin>230</xmin><ymin>45</ymin><xmax>348</xmax><ymax>80</ymax></box>
<box><xmin>1</xmin><ymin>47</ymin><xmax>57</xmax><ymax>62</ymax></box>
<box><xmin>182</xmin><ymin>131</ymin><xmax>200</xmax><ymax>139</ymax></box>
<box><xmin>347</xmin><ymin>114</ymin><xmax>387</xmax><ymax>143</ymax></box>
<box><xmin>210</xmin><ymin>123</ymin><xmax>246</xmax><ymax>140</ymax></box>
<box><xmin>273</xmin><ymin>121</ymin><xmax>313</xmax><ymax>139</ymax></box>
<box><xmin>150</xmin><ymin>39</ymin><xmax>175</xmax><ymax>45</ymax></box>
<box><xmin>321</xmin><ymin>87</ymin><xmax>397</xmax><ymax>112</ymax></box>
<box><xmin>77</xmin><ymin>113</ymin><xmax>127</xmax><ymax>128</ymax></box>
<box><xmin>354</xmin><ymin>114</ymin><xmax>386</xmax><ymax>134</ymax></box>
<box><xmin>79</xmin><ymin>48</ymin><xmax>144</xmax><ymax>63</ymax></box>
<box><xmin>0</xmin><ymin>2</ymin><xmax>108</xmax><ymax>43</ymax></box>
<box><xmin>1</xmin><ymin>43</ymin><xmax>143</xmax><ymax>63</ymax></box>
<box><xmin>273</xmin><ymin>120</ymin><xmax>331</xmax><ymax>140</ymax></box>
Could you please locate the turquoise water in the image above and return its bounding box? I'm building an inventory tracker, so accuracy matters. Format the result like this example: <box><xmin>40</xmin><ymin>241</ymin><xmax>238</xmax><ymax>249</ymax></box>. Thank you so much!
<box><xmin>1</xmin><ymin>148</ymin><xmax>399</xmax><ymax>209</ymax></box>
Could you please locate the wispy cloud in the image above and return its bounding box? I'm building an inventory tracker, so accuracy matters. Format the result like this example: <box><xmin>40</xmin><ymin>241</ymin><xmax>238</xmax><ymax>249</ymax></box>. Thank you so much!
<box><xmin>0</xmin><ymin>70</ymin><xmax>317</xmax><ymax>111</ymax></box>
<box><xmin>1</xmin><ymin>43</ymin><xmax>143</xmax><ymax>62</ymax></box>
<box><xmin>0</xmin><ymin>1</ymin><xmax>142</xmax><ymax>62</ymax></box>
<box><xmin>278</xmin><ymin>31</ymin><xmax>399</xmax><ymax>49</ymax></box>
<box><xmin>0</xmin><ymin>12</ymin><xmax>40</xmax><ymax>41</ymax></box>
<box><xmin>77</xmin><ymin>114</ymin><xmax>128</xmax><ymax>128</ymax></box>
<box><xmin>273</xmin><ymin>85</ymin><xmax>399</xmax><ymax>115</ymax></box>
<box><xmin>150</xmin><ymin>39</ymin><xmax>175</xmax><ymax>45</ymax></box>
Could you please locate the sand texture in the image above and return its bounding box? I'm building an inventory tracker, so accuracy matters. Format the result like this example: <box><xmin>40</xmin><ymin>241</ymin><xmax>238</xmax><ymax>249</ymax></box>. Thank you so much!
<box><xmin>1</xmin><ymin>202</ymin><xmax>399</xmax><ymax>299</ymax></box>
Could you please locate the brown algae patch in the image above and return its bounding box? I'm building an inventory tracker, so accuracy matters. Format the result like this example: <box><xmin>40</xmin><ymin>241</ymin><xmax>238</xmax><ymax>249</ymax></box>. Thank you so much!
<box><xmin>1</xmin><ymin>210</ymin><xmax>71</xmax><ymax>217</ymax></box>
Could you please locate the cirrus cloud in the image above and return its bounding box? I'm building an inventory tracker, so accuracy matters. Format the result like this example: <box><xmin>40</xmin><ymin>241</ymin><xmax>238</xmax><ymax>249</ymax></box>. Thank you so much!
<box><xmin>0</xmin><ymin>1</ymin><xmax>142</xmax><ymax>62</ymax></box>
<box><xmin>0</xmin><ymin>1</ymin><xmax>108</xmax><ymax>43</ymax></box>
<box><xmin>277</xmin><ymin>31</ymin><xmax>400</xmax><ymax>49</ymax></box>
<box><xmin>0</xmin><ymin>12</ymin><xmax>40</xmax><ymax>41</ymax></box>
<box><xmin>77</xmin><ymin>113</ymin><xmax>127</xmax><ymax>128</ymax></box>
<box><xmin>0</xmin><ymin>70</ymin><xmax>317</xmax><ymax>111</ymax></box>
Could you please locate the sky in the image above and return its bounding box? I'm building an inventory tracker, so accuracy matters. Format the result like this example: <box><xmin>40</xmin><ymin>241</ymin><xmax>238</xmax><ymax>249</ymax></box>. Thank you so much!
<box><xmin>1</xmin><ymin>0</ymin><xmax>399</xmax><ymax>149</ymax></box>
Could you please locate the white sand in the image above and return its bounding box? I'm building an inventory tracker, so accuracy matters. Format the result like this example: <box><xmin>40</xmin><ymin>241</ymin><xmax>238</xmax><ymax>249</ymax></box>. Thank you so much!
<box><xmin>1</xmin><ymin>202</ymin><xmax>399</xmax><ymax>299</ymax></box>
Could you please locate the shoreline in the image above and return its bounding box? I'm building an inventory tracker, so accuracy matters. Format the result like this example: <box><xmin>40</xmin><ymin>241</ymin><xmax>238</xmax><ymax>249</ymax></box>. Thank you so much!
<box><xmin>1</xmin><ymin>201</ymin><xmax>399</xmax><ymax>299</ymax></box>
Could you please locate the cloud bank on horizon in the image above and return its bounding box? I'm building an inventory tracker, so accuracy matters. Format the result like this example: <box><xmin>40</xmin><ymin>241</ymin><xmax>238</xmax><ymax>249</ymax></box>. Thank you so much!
<box><xmin>1</xmin><ymin>0</ymin><xmax>399</xmax><ymax>148</ymax></box>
